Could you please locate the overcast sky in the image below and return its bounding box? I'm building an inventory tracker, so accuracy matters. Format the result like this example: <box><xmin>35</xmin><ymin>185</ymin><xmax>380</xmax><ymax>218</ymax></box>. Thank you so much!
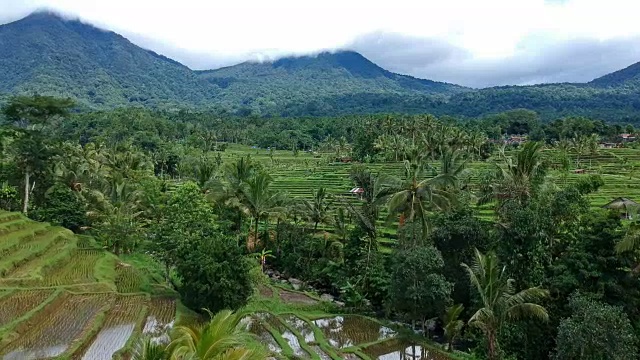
<box><xmin>2</xmin><ymin>0</ymin><xmax>640</xmax><ymax>88</ymax></box>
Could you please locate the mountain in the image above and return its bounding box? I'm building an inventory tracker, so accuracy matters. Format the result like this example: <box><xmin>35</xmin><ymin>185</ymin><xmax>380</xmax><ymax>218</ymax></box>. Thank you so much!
<box><xmin>197</xmin><ymin>51</ymin><xmax>467</xmax><ymax>115</ymax></box>
<box><xmin>1</xmin><ymin>11</ymin><xmax>640</xmax><ymax>121</ymax></box>
<box><xmin>589</xmin><ymin>61</ymin><xmax>640</xmax><ymax>88</ymax></box>
<box><xmin>0</xmin><ymin>11</ymin><xmax>216</xmax><ymax>109</ymax></box>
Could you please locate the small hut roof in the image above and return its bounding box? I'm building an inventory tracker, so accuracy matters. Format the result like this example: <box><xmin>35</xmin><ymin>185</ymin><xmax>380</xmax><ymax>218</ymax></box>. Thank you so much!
<box><xmin>602</xmin><ymin>197</ymin><xmax>640</xmax><ymax>210</ymax></box>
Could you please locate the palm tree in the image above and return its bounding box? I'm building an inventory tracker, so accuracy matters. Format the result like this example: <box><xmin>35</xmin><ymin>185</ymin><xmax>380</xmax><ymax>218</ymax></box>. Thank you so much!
<box><xmin>332</xmin><ymin>206</ymin><xmax>349</xmax><ymax>242</ymax></box>
<box><xmin>210</xmin><ymin>156</ymin><xmax>257</xmax><ymax>231</ymax></box>
<box><xmin>436</xmin><ymin>149</ymin><xmax>469</xmax><ymax>191</ymax></box>
<box><xmin>104</xmin><ymin>144</ymin><xmax>153</xmax><ymax>179</ymax></box>
<box><xmin>53</xmin><ymin>142</ymin><xmax>91</xmax><ymax>192</ymax></box>
<box><xmin>348</xmin><ymin>166</ymin><xmax>394</xmax><ymax>241</ymax></box>
<box><xmin>87</xmin><ymin>178</ymin><xmax>144</xmax><ymax>254</ymax></box>
<box><xmin>301</xmin><ymin>187</ymin><xmax>332</xmax><ymax>231</ymax></box>
<box><xmin>462</xmin><ymin>249</ymin><xmax>549</xmax><ymax>360</ymax></box>
<box><xmin>241</xmin><ymin>171</ymin><xmax>284</xmax><ymax>249</ymax></box>
<box><xmin>194</xmin><ymin>156</ymin><xmax>218</xmax><ymax>191</ymax></box>
<box><xmin>468</xmin><ymin>131</ymin><xmax>488</xmax><ymax>160</ymax></box>
<box><xmin>572</xmin><ymin>135</ymin><xmax>591</xmax><ymax>169</ymax></box>
<box><xmin>442</xmin><ymin>304</ymin><xmax>464</xmax><ymax>352</ymax></box>
<box><xmin>388</xmin><ymin>152</ymin><xmax>455</xmax><ymax>239</ymax></box>
<box><xmin>254</xmin><ymin>249</ymin><xmax>275</xmax><ymax>273</ymax></box>
<box><xmin>488</xmin><ymin>141</ymin><xmax>546</xmax><ymax>205</ymax></box>
<box><xmin>169</xmin><ymin>310</ymin><xmax>266</xmax><ymax>360</ymax></box>
<box><xmin>132</xmin><ymin>337</ymin><xmax>170</xmax><ymax>360</ymax></box>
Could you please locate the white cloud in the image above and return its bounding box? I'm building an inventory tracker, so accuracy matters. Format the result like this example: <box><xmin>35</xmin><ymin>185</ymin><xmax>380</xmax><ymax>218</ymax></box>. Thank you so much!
<box><xmin>1</xmin><ymin>0</ymin><xmax>640</xmax><ymax>86</ymax></box>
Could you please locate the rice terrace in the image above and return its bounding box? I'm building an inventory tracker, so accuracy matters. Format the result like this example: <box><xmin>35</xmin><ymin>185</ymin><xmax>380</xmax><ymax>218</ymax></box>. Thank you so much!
<box><xmin>0</xmin><ymin>208</ymin><xmax>454</xmax><ymax>359</ymax></box>
<box><xmin>4</xmin><ymin>3</ymin><xmax>640</xmax><ymax>360</ymax></box>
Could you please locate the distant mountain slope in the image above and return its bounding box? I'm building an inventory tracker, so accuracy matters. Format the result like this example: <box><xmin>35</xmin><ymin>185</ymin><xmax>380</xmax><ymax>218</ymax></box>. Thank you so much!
<box><xmin>197</xmin><ymin>51</ymin><xmax>467</xmax><ymax>115</ymax></box>
<box><xmin>589</xmin><ymin>61</ymin><xmax>640</xmax><ymax>88</ymax></box>
<box><xmin>1</xmin><ymin>11</ymin><xmax>640</xmax><ymax>121</ymax></box>
<box><xmin>0</xmin><ymin>12</ymin><xmax>216</xmax><ymax>109</ymax></box>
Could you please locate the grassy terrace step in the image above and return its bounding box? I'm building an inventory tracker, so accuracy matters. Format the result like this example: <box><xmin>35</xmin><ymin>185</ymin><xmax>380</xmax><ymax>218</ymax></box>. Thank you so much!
<box><xmin>0</xmin><ymin>213</ymin><xmax>22</xmax><ymax>224</ymax></box>
<box><xmin>42</xmin><ymin>249</ymin><xmax>105</xmax><ymax>286</ymax></box>
<box><xmin>0</xmin><ymin>228</ymin><xmax>69</xmax><ymax>277</ymax></box>
<box><xmin>0</xmin><ymin>223</ymin><xmax>51</xmax><ymax>258</ymax></box>
<box><xmin>0</xmin><ymin>219</ymin><xmax>33</xmax><ymax>235</ymax></box>
<box><xmin>0</xmin><ymin>235</ymin><xmax>76</xmax><ymax>283</ymax></box>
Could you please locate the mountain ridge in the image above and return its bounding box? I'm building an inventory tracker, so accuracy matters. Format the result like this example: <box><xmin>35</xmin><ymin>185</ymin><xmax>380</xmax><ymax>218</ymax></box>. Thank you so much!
<box><xmin>1</xmin><ymin>11</ymin><xmax>640</xmax><ymax>121</ymax></box>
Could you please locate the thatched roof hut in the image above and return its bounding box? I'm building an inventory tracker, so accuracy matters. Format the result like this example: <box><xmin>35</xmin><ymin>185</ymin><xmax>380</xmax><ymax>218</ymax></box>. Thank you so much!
<box><xmin>602</xmin><ymin>197</ymin><xmax>639</xmax><ymax>219</ymax></box>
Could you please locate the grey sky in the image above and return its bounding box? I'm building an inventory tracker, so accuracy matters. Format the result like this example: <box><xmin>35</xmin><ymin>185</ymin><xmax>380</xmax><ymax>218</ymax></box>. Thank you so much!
<box><xmin>1</xmin><ymin>0</ymin><xmax>640</xmax><ymax>88</ymax></box>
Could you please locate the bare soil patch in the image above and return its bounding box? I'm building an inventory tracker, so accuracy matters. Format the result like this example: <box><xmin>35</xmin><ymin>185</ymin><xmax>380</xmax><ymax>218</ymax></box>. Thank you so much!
<box><xmin>278</xmin><ymin>289</ymin><xmax>318</xmax><ymax>305</ymax></box>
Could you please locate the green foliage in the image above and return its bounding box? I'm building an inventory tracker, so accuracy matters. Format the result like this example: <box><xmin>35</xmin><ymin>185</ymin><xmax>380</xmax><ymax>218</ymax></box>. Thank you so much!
<box><xmin>442</xmin><ymin>304</ymin><xmax>465</xmax><ymax>352</ymax></box>
<box><xmin>151</xmin><ymin>182</ymin><xmax>217</xmax><ymax>274</ymax></box>
<box><xmin>2</xmin><ymin>95</ymin><xmax>73</xmax><ymax>125</ymax></box>
<box><xmin>0</xmin><ymin>182</ymin><xmax>19</xmax><ymax>211</ymax></box>
<box><xmin>168</xmin><ymin>309</ymin><xmax>267</xmax><ymax>359</ymax></box>
<box><xmin>163</xmin><ymin>183</ymin><xmax>253</xmax><ymax>313</ymax></box>
<box><xmin>174</xmin><ymin>230</ymin><xmax>253</xmax><ymax>313</ymax></box>
<box><xmin>431</xmin><ymin>207</ymin><xmax>493</xmax><ymax>307</ymax></box>
<box><xmin>463</xmin><ymin>249</ymin><xmax>549</xmax><ymax>360</ymax></box>
<box><xmin>547</xmin><ymin>211</ymin><xmax>640</xmax><ymax>319</ymax></box>
<box><xmin>30</xmin><ymin>184</ymin><xmax>88</xmax><ymax>231</ymax></box>
<box><xmin>389</xmin><ymin>244</ymin><xmax>452</xmax><ymax>325</ymax></box>
<box><xmin>555</xmin><ymin>293</ymin><xmax>637</xmax><ymax>360</ymax></box>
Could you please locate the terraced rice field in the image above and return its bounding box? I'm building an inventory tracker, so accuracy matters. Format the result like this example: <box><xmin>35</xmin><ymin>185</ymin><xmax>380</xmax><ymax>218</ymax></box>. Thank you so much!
<box><xmin>246</xmin><ymin>311</ymin><xmax>445</xmax><ymax>360</ymax></box>
<box><xmin>142</xmin><ymin>297</ymin><xmax>176</xmax><ymax>343</ymax></box>
<box><xmin>0</xmin><ymin>290</ymin><xmax>55</xmax><ymax>326</ymax></box>
<box><xmin>0</xmin><ymin>212</ymin><xmax>179</xmax><ymax>360</ymax></box>
<box><xmin>42</xmin><ymin>249</ymin><xmax>103</xmax><ymax>286</ymax></box>
<box><xmin>80</xmin><ymin>295</ymin><xmax>146</xmax><ymax>360</ymax></box>
<box><xmin>221</xmin><ymin>145</ymin><xmax>640</xmax><ymax>250</ymax></box>
<box><xmin>251</xmin><ymin>285</ymin><xmax>452</xmax><ymax>360</ymax></box>
<box><xmin>1</xmin><ymin>293</ymin><xmax>112</xmax><ymax>359</ymax></box>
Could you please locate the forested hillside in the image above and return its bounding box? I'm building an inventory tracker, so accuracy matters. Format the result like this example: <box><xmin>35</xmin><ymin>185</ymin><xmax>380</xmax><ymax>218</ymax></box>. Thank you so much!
<box><xmin>197</xmin><ymin>51</ymin><xmax>467</xmax><ymax>116</ymax></box>
<box><xmin>2</xmin><ymin>11</ymin><xmax>640</xmax><ymax>121</ymax></box>
<box><xmin>0</xmin><ymin>12</ymin><xmax>216</xmax><ymax>109</ymax></box>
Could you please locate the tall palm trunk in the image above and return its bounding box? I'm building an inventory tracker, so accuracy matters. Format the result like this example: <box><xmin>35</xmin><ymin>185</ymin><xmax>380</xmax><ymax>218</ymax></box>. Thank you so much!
<box><xmin>487</xmin><ymin>330</ymin><xmax>498</xmax><ymax>360</ymax></box>
<box><xmin>254</xmin><ymin>215</ymin><xmax>260</xmax><ymax>250</ymax></box>
<box><xmin>22</xmin><ymin>169</ymin><xmax>30</xmax><ymax>215</ymax></box>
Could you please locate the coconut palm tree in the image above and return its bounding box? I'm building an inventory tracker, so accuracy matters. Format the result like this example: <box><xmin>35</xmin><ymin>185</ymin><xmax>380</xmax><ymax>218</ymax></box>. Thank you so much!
<box><xmin>169</xmin><ymin>309</ymin><xmax>266</xmax><ymax>360</ymax></box>
<box><xmin>485</xmin><ymin>141</ymin><xmax>546</xmax><ymax>206</ymax></box>
<box><xmin>435</xmin><ymin>149</ymin><xmax>469</xmax><ymax>191</ymax></box>
<box><xmin>462</xmin><ymin>249</ymin><xmax>549</xmax><ymax>360</ymax></box>
<box><xmin>348</xmin><ymin>166</ymin><xmax>394</xmax><ymax>241</ymax></box>
<box><xmin>87</xmin><ymin>178</ymin><xmax>144</xmax><ymax>254</ymax></box>
<box><xmin>468</xmin><ymin>131</ymin><xmax>488</xmax><ymax>160</ymax></box>
<box><xmin>132</xmin><ymin>337</ymin><xmax>170</xmax><ymax>360</ymax></box>
<box><xmin>387</xmin><ymin>152</ymin><xmax>455</xmax><ymax>238</ymax></box>
<box><xmin>301</xmin><ymin>187</ymin><xmax>332</xmax><ymax>231</ymax></box>
<box><xmin>572</xmin><ymin>134</ymin><xmax>593</xmax><ymax>169</ymax></box>
<box><xmin>240</xmin><ymin>171</ymin><xmax>285</xmax><ymax>249</ymax></box>
<box><xmin>442</xmin><ymin>304</ymin><xmax>464</xmax><ymax>352</ymax></box>
<box><xmin>194</xmin><ymin>156</ymin><xmax>219</xmax><ymax>191</ymax></box>
<box><xmin>208</xmin><ymin>156</ymin><xmax>258</xmax><ymax>231</ymax></box>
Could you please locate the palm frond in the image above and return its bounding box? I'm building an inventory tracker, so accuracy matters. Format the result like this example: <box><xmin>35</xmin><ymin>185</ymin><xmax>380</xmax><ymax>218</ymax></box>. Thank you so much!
<box><xmin>506</xmin><ymin>303</ymin><xmax>549</xmax><ymax>322</ymax></box>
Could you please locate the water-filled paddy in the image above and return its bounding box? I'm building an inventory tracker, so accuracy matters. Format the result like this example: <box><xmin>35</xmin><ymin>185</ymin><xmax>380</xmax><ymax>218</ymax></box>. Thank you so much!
<box><xmin>362</xmin><ymin>339</ymin><xmax>452</xmax><ymax>360</ymax></box>
<box><xmin>312</xmin><ymin>315</ymin><xmax>395</xmax><ymax>348</ymax></box>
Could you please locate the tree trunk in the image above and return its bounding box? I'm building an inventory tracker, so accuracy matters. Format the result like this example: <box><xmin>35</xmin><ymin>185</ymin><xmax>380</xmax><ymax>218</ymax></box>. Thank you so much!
<box><xmin>254</xmin><ymin>215</ymin><xmax>259</xmax><ymax>250</ymax></box>
<box><xmin>22</xmin><ymin>169</ymin><xmax>30</xmax><ymax>215</ymax></box>
<box><xmin>487</xmin><ymin>330</ymin><xmax>497</xmax><ymax>360</ymax></box>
